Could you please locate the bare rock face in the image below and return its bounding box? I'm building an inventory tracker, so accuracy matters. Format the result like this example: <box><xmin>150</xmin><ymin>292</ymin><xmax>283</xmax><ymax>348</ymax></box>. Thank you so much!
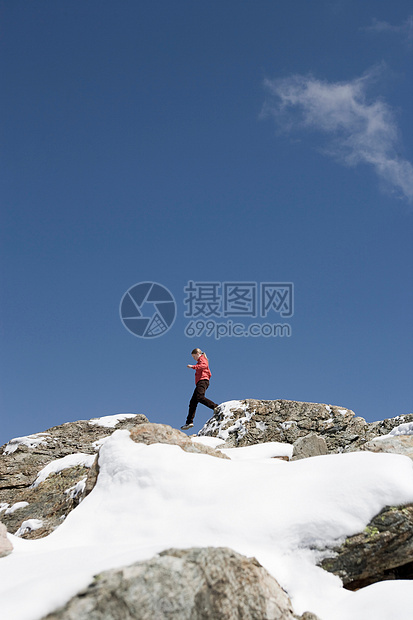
<box><xmin>41</xmin><ymin>547</ymin><xmax>317</xmax><ymax>620</ymax></box>
<box><xmin>129</xmin><ymin>423</ymin><xmax>229</xmax><ymax>459</ymax></box>
<box><xmin>0</xmin><ymin>415</ymin><xmax>148</xmax><ymax>539</ymax></box>
<box><xmin>0</xmin><ymin>521</ymin><xmax>13</xmax><ymax>557</ymax></box>
<box><xmin>200</xmin><ymin>400</ymin><xmax>413</xmax><ymax>456</ymax></box>
<box><xmin>320</xmin><ymin>504</ymin><xmax>413</xmax><ymax>589</ymax></box>
<box><xmin>199</xmin><ymin>399</ymin><xmax>367</xmax><ymax>452</ymax></box>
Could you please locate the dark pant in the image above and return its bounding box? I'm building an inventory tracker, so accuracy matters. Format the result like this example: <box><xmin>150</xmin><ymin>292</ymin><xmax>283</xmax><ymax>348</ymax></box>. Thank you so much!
<box><xmin>186</xmin><ymin>379</ymin><xmax>217</xmax><ymax>424</ymax></box>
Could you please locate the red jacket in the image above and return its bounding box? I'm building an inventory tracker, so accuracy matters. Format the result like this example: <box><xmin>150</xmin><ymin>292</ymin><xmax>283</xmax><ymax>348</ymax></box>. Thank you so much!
<box><xmin>193</xmin><ymin>354</ymin><xmax>211</xmax><ymax>384</ymax></box>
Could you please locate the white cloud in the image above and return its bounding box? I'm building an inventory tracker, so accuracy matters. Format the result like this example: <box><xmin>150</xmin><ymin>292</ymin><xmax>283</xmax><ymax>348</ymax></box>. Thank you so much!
<box><xmin>366</xmin><ymin>16</ymin><xmax>413</xmax><ymax>45</ymax></box>
<box><xmin>263</xmin><ymin>70</ymin><xmax>413</xmax><ymax>202</ymax></box>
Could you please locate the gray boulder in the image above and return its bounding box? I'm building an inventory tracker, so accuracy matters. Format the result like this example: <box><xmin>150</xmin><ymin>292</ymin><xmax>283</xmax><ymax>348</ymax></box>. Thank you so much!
<box><xmin>292</xmin><ymin>434</ymin><xmax>328</xmax><ymax>460</ymax></box>
<box><xmin>320</xmin><ymin>503</ymin><xmax>413</xmax><ymax>589</ymax></box>
<box><xmin>0</xmin><ymin>414</ymin><xmax>148</xmax><ymax>539</ymax></box>
<box><xmin>41</xmin><ymin>547</ymin><xmax>318</xmax><ymax>620</ymax></box>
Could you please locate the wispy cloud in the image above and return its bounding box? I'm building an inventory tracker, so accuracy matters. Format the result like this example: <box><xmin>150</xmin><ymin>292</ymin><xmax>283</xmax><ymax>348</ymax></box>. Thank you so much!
<box><xmin>262</xmin><ymin>70</ymin><xmax>413</xmax><ymax>202</ymax></box>
<box><xmin>366</xmin><ymin>16</ymin><xmax>413</xmax><ymax>47</ymax></box>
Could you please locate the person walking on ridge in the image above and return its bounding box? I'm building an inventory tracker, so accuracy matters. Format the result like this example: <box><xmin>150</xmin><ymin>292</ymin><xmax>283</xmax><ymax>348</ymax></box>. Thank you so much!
<box><xmin>181</xmin><ymin>348</ymin><xmax>218</xmax><ymax>430</ymax></box>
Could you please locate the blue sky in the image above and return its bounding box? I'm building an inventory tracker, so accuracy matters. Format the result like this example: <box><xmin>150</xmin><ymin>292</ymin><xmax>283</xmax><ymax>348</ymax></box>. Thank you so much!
<box><xmin>1</xmin><ymin>1</ymin><xmax>412</xmax><ymax>445</ymax></box>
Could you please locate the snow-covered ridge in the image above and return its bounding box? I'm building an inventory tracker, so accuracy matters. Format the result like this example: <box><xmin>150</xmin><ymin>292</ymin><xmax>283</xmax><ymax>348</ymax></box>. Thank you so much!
<box><xmin>1</xmin><ymin>429</ymin><xmax>413</xmax><ymax>620</ymax></box>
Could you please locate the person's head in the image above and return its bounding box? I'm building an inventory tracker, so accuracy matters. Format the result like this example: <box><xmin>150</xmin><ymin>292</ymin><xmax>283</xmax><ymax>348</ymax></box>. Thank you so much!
<box><xmin>191</xmin><ymin>348</ymin><xmax>207</xmax><ymax>361</ymax></box>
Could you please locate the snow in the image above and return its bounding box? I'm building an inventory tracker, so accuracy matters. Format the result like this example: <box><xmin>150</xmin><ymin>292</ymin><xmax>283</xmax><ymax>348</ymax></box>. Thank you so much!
<box><xmin>255</xmin><ymin>420</ymin><xmax>267</xmax><ymax>432</ymax></box>
<box><xmin>0</xmin><ymin>503</ymin><xmax>9</xmax><ymax>513</ymax></box>
<box><xmin>1</xmin><ymin>430</ymin><xmax>413</xmax><ymax>620</ymax></box>
<box><xmin>198</xmin><ymin>400</ymin><xmax>248</xmax><ymax>439</ymax></box>
<box><xmin>5</xmin><ymin>502</ymin><xmax>29</xmax><ymax>515</ymax></box>
<box><xmin>3</xmin><ymin>433</ymin><xmax>50</xmax><ymax>455</ymax></box>
<box><xmin>281</xmin><ymin>420</ymin><xmax>296</xmax><ymax>430</ymax></box>
<box><xmin>92</xmin><ymin>436</ymin><xmax>110</xmax><ymax>450</ymax></box>
<box><xmin>388</xmin><ymin>422</ymin><xmax>413</xmax><ymax>437</ymax></box>
<box><xmin>371</xmin><ymin>421</ymin><xmax>413</xmax><ymax>441</ymax></box>
<box><xmin>64</xmin><ymin>478</ymin><xmax>87</xmax><ymax>500</ymax></box>
<box><xmin>193</xmin><ymin>436</ymin><xmax>293</xmax><ymax>459</ymax></box>
<box><xmin>30</xmin><ymin>453</ymin><xmax>95</xmax><ymax>488</ymax></box>
<box><xmin>220</xmin><ymin>441</ymin><xmax>293</xmax><ymax>460</ymax></box>
<box><xmin>14</xmin><ymin>519</ymin><xmax>43</xmax><ymax>538</ymax></box>
<box><xmin>191</xmin><ymin>436</ymin><xmax>225</xmax><ymax>449</ymax></box>
<box><xmin>88</xmin><ymin>413</ymin><xmax>138</xmax><ymax>428</ymax></box>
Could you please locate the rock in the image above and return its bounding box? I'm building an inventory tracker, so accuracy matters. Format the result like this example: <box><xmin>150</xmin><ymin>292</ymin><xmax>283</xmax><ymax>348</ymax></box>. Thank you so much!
<box><xmin>320</xmin><ymin>503</ymin><xmax>413</xmax><ymax>589</ymax></box>
<box><xmin>0</xmin><ymin>414</ymin><xmax>148</xmax><ymax>539</ymax></box>
<box><xmin>366</xmin><ymin>415</ymin><xmax>413</xmax><ymax>438</ymax></box>
<box><xmin>42</xmin><ymin>547</ymin><xmax>316</xmax><ymax>620</ymax></box>
<box><xmin>360</xmin><ymin>435</ymin><xmax>413</xmax><ymax>460</ymax></box>
<box><xmin>292</xmin><ymin>434</ymin><xmax>328</xmax><ymax>460</ymax></box>
<box><xmin>0</xmin><ymin>521</ymin><xmax>13</xmax><ymax>557</ymax></box>
<box><xmin>129</xmin><ymin>423</ymin><xmax>229</xmax><ymax>459</ymax></box>
<box><xmin>199</xmin><ymin>399</ymin><xmax>366</xmax><ymax>452</ymax></box>
<box><xmin>200</xmin><ymin>400</ymin><xmax>413</xmax><ymax>456</ymax></box>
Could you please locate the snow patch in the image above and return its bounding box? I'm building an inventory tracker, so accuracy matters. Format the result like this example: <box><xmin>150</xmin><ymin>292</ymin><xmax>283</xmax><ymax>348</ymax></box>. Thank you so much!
<box><xmin>372</xmin><ymin>421</ymin><xmax>413</xmax><ymax>441</ymax></box>
<box><xmin>5</xmin><ymin>502</ymin><xmax>29</xmax><ymax>515</ymax></box>
<box><xmin>92</xmin><ymin>436</ymin><xmax>110</xmax><ymax>450</ymax></box>
<box><xmin>3</xmin><ymin>433</ymin><xmax>50</xmax><ymax>455</ymax></box>
<box><xmin>31</xmin><ymin>454</ymin><xmax>96</xmax><ymax>488</ymax></box>
<box><xmin>389</xmin><ymin>422</ymin><xmax>413</xmax><ymax>437</ymax></box>
<box><xmin>255</xmin><ymin>421</ymin><xmax>267</xmax><ymax>432</ymax></box>
<box><xmin>191</xmin><ymin>436</ymin><xmax>225</xmax><ymax>449</ymax></box>
<box><xmin>198</xmin><ymin>400</ymin><xmax>248</xmax><ymax>439</ymax></box>
<box><xmin>14</xmin><ymin>519</ymin><xmax>43</xmax><ymax>538</ymax></box>
<box><xmin>65</xmin><ymin>478</ymin><xmax>87</xmax><ymax>500</ymax></box>
<box><xmin>88</xmin><ymin>414</ymin><xmax>138</xmax><ymax>428</ymax></box>
<box><xmin>0</xmin><ymin>503</ymin><xmax>9</xmax><ymax>513</ymax></box>
<box><xmin>220</xmin><ymin>442</ymin><xmax>293</xmax><ymax>460</ymax></box>
<box><xmin>281</xmin><ymin>421</ymin><xmax>296</xmax><ymax>430</ymax></box>
<box><xmin>337</xmin><ymin>409</ymin><xmax>348</xmax><ymax>416</ymax></box>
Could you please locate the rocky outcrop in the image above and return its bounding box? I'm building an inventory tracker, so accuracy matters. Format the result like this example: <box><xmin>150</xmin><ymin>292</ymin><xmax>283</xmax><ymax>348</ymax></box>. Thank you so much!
<box><xmin>199</xmin><ymin>400</ymin><xmax>413</xmax><ymax>455</ymax></box>
<box><xmin>41</xmin><ymin>547</ymin><xmax>319</xmax><ymax>620</ymax></box>
<box><xmin>0</xmin><ymin>415</ymin><xmax>148</xmax><ymax>539</ymax></box>
<box><xmin>320</xmin><ymin>504</ymin><xmax>413</xmax><ymax>589</ymax></box>
<box><xmin>0</xmin><ymin>521</ymin><xmax>13</xmax><ymax>557</ymax></box>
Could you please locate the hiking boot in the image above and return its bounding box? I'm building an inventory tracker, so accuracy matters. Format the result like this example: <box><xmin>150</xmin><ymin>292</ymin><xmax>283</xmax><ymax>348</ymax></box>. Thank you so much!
<box><xmin>181</xmin><ymin>423</ymin><xmax>194</xmax><ymax>430</ymax></box>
